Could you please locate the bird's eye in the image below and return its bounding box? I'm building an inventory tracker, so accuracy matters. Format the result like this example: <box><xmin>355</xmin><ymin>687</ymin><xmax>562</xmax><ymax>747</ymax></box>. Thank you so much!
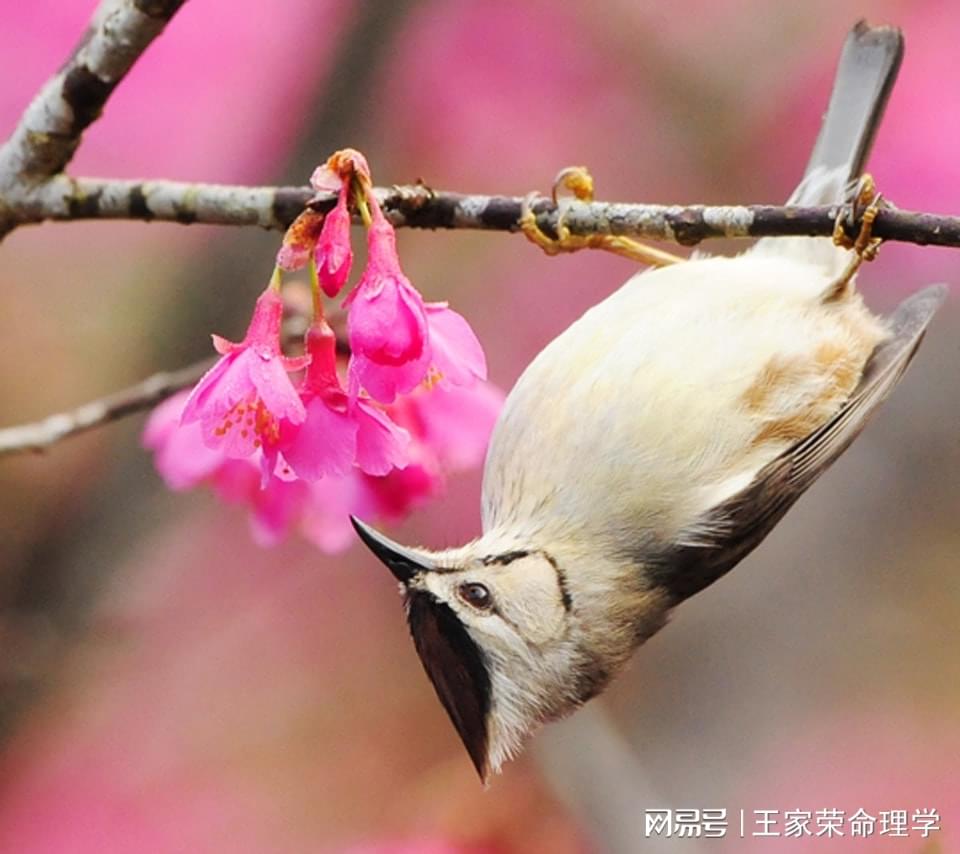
<box><xmin>458</xmin><ymin>582</ymin><xmax>493</xmax><ymax>611</ymax></box>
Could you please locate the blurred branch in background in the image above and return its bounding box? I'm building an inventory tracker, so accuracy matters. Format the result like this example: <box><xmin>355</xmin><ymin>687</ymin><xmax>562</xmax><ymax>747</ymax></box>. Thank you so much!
<box><xmin>0</xmin><ymin>361</ymin><xmax>211</xmax><ymax>456</ymax></box>
<box><xmin>4</xmin><ymin>174</ymin><xmax>960</xmax><ymax>248</ymax></box>
<box><xmin>535</xmin><ymin>703</ymin><xmax>697</xmax><ymax>854</ymax></box>
<box><xmin>0</xmin><ymin>312</ymin><xmax>341</xmax><ymax>456</ymax></box>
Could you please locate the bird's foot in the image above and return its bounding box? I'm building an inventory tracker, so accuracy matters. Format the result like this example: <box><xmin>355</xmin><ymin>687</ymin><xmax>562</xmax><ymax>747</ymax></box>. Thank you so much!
<box><xmin>825</xmin><ymin>174</ymin><xmax>884</xmax><ymax>300</ymax></box>
<box><xmin>833</xmin><ymin>173</ymin><xmax>884</xmax><ymax>257</ymax></box>
<box><xmin>520</xmin><ymin>166</ymin><xmax>684</xmax><ymax>267</ymax></box>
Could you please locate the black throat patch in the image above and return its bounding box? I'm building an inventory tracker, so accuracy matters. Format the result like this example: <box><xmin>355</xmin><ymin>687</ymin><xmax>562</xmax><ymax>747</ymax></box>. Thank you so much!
<box><xmin>406</xmin><ymin>592</ymin><xmax>492</xmax><ymax>779</ymax></box>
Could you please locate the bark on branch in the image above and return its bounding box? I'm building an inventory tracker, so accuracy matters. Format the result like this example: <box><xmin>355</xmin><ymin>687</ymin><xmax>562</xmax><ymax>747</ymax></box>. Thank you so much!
<box><xmin>5</xmin><ymin>176</ymin><xmax>960</xmax><ymax>250</ymax></box>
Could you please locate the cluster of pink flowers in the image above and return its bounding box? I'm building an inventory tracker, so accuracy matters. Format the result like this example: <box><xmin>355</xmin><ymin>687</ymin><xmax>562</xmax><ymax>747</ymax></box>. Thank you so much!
<box><xmin>144</xmin><ymin>150</ymin><xmax>502</xmax><ymax>551</ymax></box>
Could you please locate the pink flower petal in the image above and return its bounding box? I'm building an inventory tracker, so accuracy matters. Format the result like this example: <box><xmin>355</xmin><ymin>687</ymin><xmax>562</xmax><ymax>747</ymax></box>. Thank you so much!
<box><xmin>344</xmin><ymin>217</ymin><xmax>431</xmax><ymax>403</ymax></box>
<box><xmin>309</xmin><ymin>164</ymin><xmax>343</xmax><ymax>193</ymax></box>
<box><xmin>143</xmin><ymin>391</ymin><xmax>226</xmax><ymax>490</ymax></box>
<box><xmin>300</xmin><ymin>472</ymin><xmax>371</xmax><ymax>553</ymax></box>
<box><xmin>348</xmin><ymin>273</ymin><xmax>428</xmax><ymax>365</ymax></box>
<box><xmin>311</xmin><ymin>149</ymin><xmax>372</xmax><ymax>190</ymax></box>
<box><xmin>425</xmin><ymin>302</ymin><xmax>487</xmax><ymax>387</ymax></box>
<box><xmin>179</xmin><ymin>351</ymin><xmax>236</xmax><ymax>424</ymax></box>
<box><xmin>393</xmin><ymin>381</ymin><xmax>504</xmax><ymax>471</ymax></box>
<box><xmin>211</xmin><ymin>333</ymin><xmax>240</xmax><ymax>356</ymax></box>
<box><xmin>181</xmin><ymin>285</ymin><xmax>304</xmax><ymax>457</ymax></box>
<box><xmin>248</xmin><ymin>476</ymin><xmax>310</xmax><ymax>547</ymax></box>
<box><xmin>348</xmin><ymin>348</ymin><xmax>432</xmax><ymax>405</ymax></box>
<box><xmin>354</xmin><ymin>401</ymin><xmax>410</xmax><ymax>476</ymax></box>
<box><xmin>280</xmin><ymin>395</ymin><xmax>358</xmax><ymax>481</ymax></box>
<box><xmin>314</xmin><ymin>190</ymin><xmax>354</xmax><ymax>297</ymax></box>
<box><xmin>246</xmin><ymin>349</ymin><xmax>307</xmax><ymax>424</ymax></box>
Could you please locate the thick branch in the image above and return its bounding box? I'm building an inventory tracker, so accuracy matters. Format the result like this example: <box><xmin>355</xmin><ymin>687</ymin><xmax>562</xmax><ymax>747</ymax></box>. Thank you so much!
<box><xmin>7</xmin><ymin>176</ymin><xmax>960</xmax><ymax>249</ymax></box>
<box><xmin>11</xmin><ymin>175</ymin><xmax>312</xmax><ymax>230</ymax></box>
<box><xmin>0</xmin><ymin>0</ymin><xmax>187</xmax><ymax>235</ymax></box>
<box><xmin>326</xmin><ymin>187</ymin><xmax>960</xmax><ymax>249</ymax></box>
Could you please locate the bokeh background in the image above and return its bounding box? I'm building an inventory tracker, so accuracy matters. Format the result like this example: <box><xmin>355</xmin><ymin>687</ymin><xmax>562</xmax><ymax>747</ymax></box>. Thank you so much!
<box><xmin>1</xmin><ymin>1</ymin><xmax>958</xmax><ymax>851</ymax></box>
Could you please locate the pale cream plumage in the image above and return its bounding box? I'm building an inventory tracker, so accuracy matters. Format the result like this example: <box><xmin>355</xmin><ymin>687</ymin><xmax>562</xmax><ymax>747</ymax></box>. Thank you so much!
<box><xmin>482</xmin><ymin>251</ymin><xmax>886</xmax><ymax>552</ymax></box>
<box><xmin>351</xmin><ymin>22</ymin><xmax>944</xmax><ymax>783</ymax></box>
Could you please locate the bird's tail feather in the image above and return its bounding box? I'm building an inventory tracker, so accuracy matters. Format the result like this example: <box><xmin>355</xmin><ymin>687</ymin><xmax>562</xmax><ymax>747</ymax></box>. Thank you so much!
<box><xmin>754</xmin><ymin>21</ymin><xmax>903</xmax><ymax>272</ymax></box>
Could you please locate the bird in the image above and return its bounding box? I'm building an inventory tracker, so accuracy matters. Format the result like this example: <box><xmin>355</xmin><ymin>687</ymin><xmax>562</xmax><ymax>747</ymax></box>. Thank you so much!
<box><xmin>351</xmin><ymin>21</ymin><xmax>946</xmax><ymax>782</ymax></box>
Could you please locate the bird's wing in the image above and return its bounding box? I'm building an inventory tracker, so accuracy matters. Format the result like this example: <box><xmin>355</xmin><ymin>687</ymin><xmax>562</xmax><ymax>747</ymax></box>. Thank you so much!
<box><xmin>649</xmin><ymin>284</ymin><xmax>947</xmax><ymax>604</ymax></box>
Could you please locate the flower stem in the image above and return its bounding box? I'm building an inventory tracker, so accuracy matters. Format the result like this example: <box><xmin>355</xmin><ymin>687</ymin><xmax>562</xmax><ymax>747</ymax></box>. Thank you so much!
<box><xmin>353</xmin><ymin>179</ymin><xmax>373</xmax><ymax>228</ymax></box>
<box><xmin>269</xmin><ymin>265</ymin><xmax>283</xmax><ymax>291</ymax></box>
<box><xmin>308</xmin><ymin>258</ymin><xmax>325</xmax><ymax>319</ymax></box>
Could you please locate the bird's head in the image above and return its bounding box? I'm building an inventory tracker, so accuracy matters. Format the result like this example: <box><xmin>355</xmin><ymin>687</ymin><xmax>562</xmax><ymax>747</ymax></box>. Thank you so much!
<box><xmin>351</xmin><ymin>517</ymin><xmax>667</xmax><ymax>780</ymax></box>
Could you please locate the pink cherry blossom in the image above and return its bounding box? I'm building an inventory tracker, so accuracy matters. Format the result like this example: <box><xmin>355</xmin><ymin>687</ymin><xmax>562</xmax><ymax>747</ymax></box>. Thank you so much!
<box><xmin>275</xmin><ymin>321</ymin><xmax>410</xmax><ymax>482</ymax></box>
<box><xmin>146</xmin><ymin>144</ymin><xmax>499</xmax><ymax>554</ymax></box>
<box><xmin>247</xmin><ymin>476</ymin><xmax>312</xmax><ymax>547</ymax></box>
<box><xmin>344</xmin><ymin>210</ymin><xmax>431</xmax><ymax>403</ymax></box>
<box><xmin>424</xmin><ymin>302</ymin><xmax>487</xmax><ymax>388</ymax></box>
<box><xmin>144</xmin><ymin>381</ymin><xmax>499</xmax><ymax>555</ymax></box>
<box><xmin>392</xmin><ymin>380</ymin><xmax>504</xmax><ymax>471</ymax></box>
<box><xmin>200</xmin><ymin>453</ymin><xmax>310</xmax><ymax>549</ymax></box>
<box><xmin>365</xmin><ymin>458</ymin><xmax>441</xmax><ymax>520</ymax></box>
<box><xmin>143</xmin><ymin>391</ymin><xmax>227</xmax><ymax>491</ymax></box>
<box><xmin>300</xmin><ymin>462</ymin><xmax>441</xmax><ymax>554</ymax></box>
<box><xmin>181</xmin><ymin>286</ymin><xmax>307</xmax><ymax>459</ymax></box>
<box><xmin>314</xmin><ymin>188</ymin><xmax>354</xmax><ymax>297</ymax></box>
<box><xmin>144</xmin><ymin>390</ymin><xmax>309</xmax><ymax>547</ymax></box>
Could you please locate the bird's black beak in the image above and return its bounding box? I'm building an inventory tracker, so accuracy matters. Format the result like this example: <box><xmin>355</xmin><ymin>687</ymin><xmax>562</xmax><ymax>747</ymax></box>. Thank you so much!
<box><xmin>350</xmin><ymin>516</ymin><xmax>435</xmax><ymax>584</ymax></box>
<box><xmin>407</xmin><ymin>590</ymin><xmax>492</xmax><ymax>781</ymax></box>
<box><xmin>350</xmin><ymin>516</ymin><xmax>492</xmax><ymax>781</ymax></box>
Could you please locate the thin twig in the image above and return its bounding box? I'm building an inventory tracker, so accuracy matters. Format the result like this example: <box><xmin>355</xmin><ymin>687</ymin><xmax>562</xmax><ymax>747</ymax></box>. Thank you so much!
<box><xmin>0</xmin><ymin>0</ymin><xmax>187</xmax><ymax>237</ymax></box>
<box><xmin>0</xmin><ymin>361</ymin><xmax>210</xmax><ymax>456</ymax></box>
<box><xmin>0</xmin><ymin>315</ymin><xmax>333</xmax><ymax>457</ymax></box>
<box><xmin>5</xmin><ymin>176</ymin><xmax>960</xmax><ymax>249</ymax></box>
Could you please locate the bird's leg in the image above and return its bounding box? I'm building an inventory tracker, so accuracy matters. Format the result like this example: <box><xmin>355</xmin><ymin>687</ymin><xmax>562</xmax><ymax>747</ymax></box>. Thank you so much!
<box><xmin>825</xmin><ymin>174</ymin><xmax>884</xmax><ymax>301</ymax></box>
<box><xmin>520</xmin><ymin>167</ymin><xmax>684</xmax><ymax>267</ymax></box>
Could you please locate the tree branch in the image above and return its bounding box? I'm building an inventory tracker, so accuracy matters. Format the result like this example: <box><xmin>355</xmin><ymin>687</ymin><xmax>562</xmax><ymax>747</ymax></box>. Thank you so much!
<box><xmin>0</xmin><ymin>314</ymin><xmax>331</xmax><ymax>457</ymax></box>
<box><xmin>0</xmin><ymin>361</ymin><xmax>210</xmax><ymax>456</ymax></box>
<box><xmin>10</xmin><ymin>175</ymin><xmax>311</xmax><ymax>231</ymax></box>
<box><xmin>6</xmin><ymin>176</ymin><xmax>960</xmax><ymax>249</ymax></box>
<box><xmin>1</xmin><ymin>0</ymin><xmax>957</xmax><ymax>253</ymax></box>
<box><xmin>0</xmin><ymin>0</ymin><xmax>187</xmax><ymax>237</ymax></box>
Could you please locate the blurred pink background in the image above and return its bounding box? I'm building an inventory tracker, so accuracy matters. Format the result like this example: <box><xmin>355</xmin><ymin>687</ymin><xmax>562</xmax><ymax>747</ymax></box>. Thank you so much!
<box><xmin>0</xmin><ymin>1</ymin><xmax>958</xmax><ymax>851</ymax></box>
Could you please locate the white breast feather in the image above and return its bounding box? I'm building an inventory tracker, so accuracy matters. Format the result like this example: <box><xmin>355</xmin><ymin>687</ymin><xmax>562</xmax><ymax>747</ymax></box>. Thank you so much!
<box><xmin>481</xmin><ymin>251</ymin><xmax>886</xmax><ymax>548</ymax></box>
